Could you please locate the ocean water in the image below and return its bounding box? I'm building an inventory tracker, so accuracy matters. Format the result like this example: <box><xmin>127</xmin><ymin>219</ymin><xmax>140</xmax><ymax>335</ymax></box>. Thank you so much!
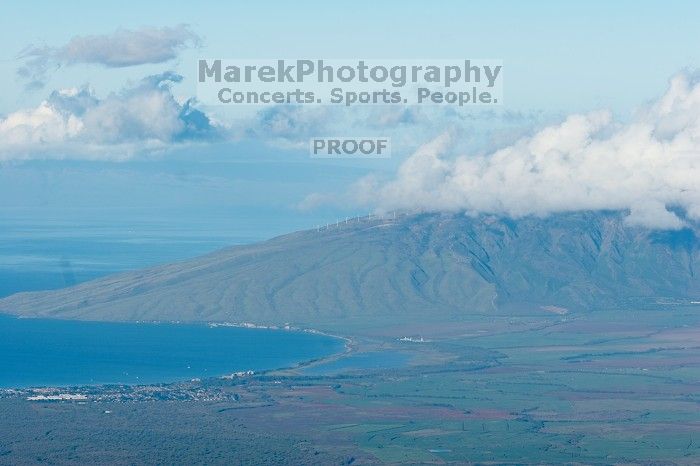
<box><xmin>0</xmin><ymin>216</ymin><xmax>254</xmax><ymax>299</ymax></box>
<box><xmin>0</xmin><ymin>315</ymin><xmax>343</xmax><ymax>388</ymax></box>
<box><xmin>0</xmin><ymin>215</ymin><xmax>343</xmax><ymax>388</ymax></box>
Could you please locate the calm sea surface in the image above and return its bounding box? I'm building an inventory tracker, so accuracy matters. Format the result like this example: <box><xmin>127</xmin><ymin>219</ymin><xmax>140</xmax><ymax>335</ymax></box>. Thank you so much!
<box><xmin>0</xmin><ymin>315</ymin><xmax>342</xmax><ymax>388</ymax></box>
<box><xmin>0</xmin><ymin>216</ymin><xmax>254</xmax><ymax>299</ymax></box>
<box><xmin>0</xmin><ymin>216</ymin><xmax>342</xmax><ymax>388</ymax></box>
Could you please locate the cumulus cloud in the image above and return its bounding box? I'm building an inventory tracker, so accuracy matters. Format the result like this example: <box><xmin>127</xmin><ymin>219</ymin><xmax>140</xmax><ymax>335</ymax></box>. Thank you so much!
<box><xmin>246</xmin><ymin>105</ymin><xmax>334</xmax><ymax>147</ymax></box>
<box><xmin>365</xmin><ymin>106</ymin><xmax>424</xmax><ymax>128</ymax></box>
<box><xmin>356</xmin><ymin>72</ymin><xmax>700</xmax><ymax>230</ymax></box>
<box><xmin>244</xmin><ymin>104</ymin><xmax>532</xmax><ymax>154</ymax></box>
<box><xmin>17</xmin><ymin>25</ymin><xmax>200</xmax><ymax>89</ymax></box>
<box><xmin>0</xmin><ymin>72</ymin><xmax>217</xmax><ymax>160</ymax></box>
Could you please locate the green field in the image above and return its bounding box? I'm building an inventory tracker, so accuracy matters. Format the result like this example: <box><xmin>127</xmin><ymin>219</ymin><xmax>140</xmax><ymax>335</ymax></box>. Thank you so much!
<box><xmin>2</xmin><ymin>306</ymin><xmax>699</xmax><ymax>464</ymax></box>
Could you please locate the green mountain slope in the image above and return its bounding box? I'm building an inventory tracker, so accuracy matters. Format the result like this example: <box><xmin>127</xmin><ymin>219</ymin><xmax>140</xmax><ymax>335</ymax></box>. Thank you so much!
<box><xmin>1</xmin><ymin>212</ymin><xmax>698</xmax><ymax>331</ymax></box>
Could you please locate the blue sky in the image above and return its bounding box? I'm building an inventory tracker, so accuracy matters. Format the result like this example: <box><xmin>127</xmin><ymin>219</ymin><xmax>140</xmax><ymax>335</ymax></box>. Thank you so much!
<box><xmin>2</xmin><ymin>0</ymin><xmax>700</xmax><ymax>236</ymax></box>
<box><xmin>4</xmin><ymin>1</ymin><xmax>699</xmax><ymax>113</ymax></box>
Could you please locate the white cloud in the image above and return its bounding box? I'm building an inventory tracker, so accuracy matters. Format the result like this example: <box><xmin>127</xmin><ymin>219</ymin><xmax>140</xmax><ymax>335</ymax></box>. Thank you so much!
<box><xmin>358</xmin><ymin>72</ymin><xmax>700</xmax><ymax>230</ymax></box>
<box><xmin>0</xmin><ymin>72</ymin><xmax>217</xmax><ymax>161</ymax></box>
<box><xmin>0</xmin><ymin>95</ymin><xmax>84</xmax><ymax>147</ymax></box>
<box><xmin>244</xmin><ymin>104</ymin><xmax>534</xmax><ymax>154</ymax></box>
<box><xmin>297</xmin><ymin>192</ymin><xmax>337</xmax><ymax>211</ymax></box>
<box><xmin>17</xmin><ymin>25</ymin><xmax>200</xmax><ymax>89</ymax></box>
<box><xmin>246</xmin><ymin>105</ymin><xmax>334</xmax><ymax>148</ymax></box>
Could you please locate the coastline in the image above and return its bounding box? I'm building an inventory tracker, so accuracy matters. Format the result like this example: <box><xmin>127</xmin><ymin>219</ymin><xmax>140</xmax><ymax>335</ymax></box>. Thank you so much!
<box><xmin>0</xmin><ymin>314</ymin><xmax>349</xmax><ymax>390</ymax></box>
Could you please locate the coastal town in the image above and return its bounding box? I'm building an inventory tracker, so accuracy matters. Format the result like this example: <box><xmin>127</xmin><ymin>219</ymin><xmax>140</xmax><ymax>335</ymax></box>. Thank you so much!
<box><xmin>0</xmin><ymin>380</ymin><xmax>245</xmax><ymax>403</ymax></box>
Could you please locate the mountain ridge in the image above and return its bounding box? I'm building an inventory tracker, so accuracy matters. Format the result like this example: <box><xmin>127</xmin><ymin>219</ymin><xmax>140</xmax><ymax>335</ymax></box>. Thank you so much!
<box><xmin>1</xmin><ymin>211</ymin><xmax>699</xmax><ymax>333</ymax></box>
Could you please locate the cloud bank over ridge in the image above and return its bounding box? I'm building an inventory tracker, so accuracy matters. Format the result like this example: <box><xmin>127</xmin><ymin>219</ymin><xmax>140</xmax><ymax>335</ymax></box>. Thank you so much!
<box><xmin>357</xmin><ymin>73</ymin><xmax>700</xmax><ymax>229</ymax></box>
